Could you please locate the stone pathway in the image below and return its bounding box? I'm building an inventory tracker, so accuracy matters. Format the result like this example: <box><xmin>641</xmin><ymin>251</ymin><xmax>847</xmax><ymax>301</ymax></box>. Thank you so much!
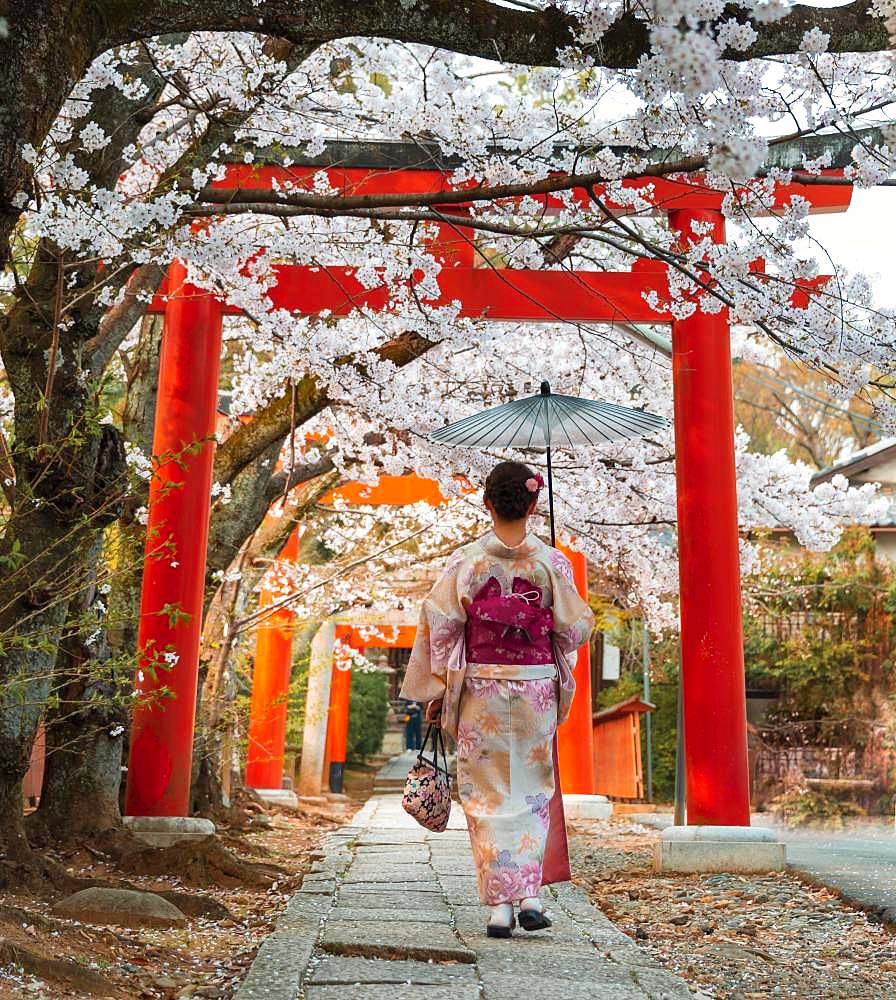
<box><xmin>371</xmin><ymin>750</ymin><xmax>420</xmax><ymax>792</ymax></box>
<box><xmin>235</xmin><ymin>794</ymin><xmax>703</xmax><ymax>1000</ymax></box>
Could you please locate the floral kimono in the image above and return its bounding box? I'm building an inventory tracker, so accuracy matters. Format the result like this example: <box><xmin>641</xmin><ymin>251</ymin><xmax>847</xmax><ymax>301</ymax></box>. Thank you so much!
<box><xmin>400</xmin><ymin>531</ymin><xmax>594</xmax><ymax>905</ymax></box>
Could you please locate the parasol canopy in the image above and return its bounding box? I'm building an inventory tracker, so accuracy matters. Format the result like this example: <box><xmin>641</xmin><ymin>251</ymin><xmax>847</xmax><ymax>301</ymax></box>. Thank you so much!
<box><xmin>430</xmin><ymin>381</ymin><xmax>669</xmax><ymax>544</ymax></box>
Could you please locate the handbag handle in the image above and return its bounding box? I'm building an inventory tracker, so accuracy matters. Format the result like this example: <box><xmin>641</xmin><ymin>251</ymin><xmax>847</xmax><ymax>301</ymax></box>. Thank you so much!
<box><xmin>419</xmin><ymin>723</ymin><xmax>449</xmax><ymax>775</ymax></box>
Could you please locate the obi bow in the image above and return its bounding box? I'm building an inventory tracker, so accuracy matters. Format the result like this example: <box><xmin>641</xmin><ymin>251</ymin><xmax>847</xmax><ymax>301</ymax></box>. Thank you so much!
<box><xmin>467</xmin><ymin>577</ymin><xmax>554</xmax><ymax>646</ymax></box>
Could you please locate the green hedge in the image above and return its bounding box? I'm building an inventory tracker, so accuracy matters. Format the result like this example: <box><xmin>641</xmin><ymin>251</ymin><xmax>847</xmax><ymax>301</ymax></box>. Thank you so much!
<box><xmin>347</xmin><ymin>669</ymin><xmax>390</xmax><ymax>764</ymax></box>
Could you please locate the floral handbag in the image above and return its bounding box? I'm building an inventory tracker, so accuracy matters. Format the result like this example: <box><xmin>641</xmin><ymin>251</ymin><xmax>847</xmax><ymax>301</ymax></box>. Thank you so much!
<box><xmin>402</xmin><ymin>724</ymin><xmax>452</xmax><ymax>832</ymax></box>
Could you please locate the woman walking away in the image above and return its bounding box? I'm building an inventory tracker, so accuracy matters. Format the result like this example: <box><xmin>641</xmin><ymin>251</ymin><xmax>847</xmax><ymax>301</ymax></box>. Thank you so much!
<box><xmin>400</xmin><ymin>460</ymin><xmax>594</xmax><ymax>938</ymax></box>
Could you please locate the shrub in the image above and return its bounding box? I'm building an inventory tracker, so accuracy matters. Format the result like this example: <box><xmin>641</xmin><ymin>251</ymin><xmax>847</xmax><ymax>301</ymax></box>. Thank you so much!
<box><xmin>769</xmin><ymin>783</ymin><xmax>866</xmax><ymax>829</ymax></box>
<box><xmin>347</xmin><ymin>669</ymin><xmax>389</xmax><ymax>764</ymax></box>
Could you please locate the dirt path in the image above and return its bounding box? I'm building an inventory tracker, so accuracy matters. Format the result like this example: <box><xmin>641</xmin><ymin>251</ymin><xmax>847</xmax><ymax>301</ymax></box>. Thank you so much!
<box><xmin>569</xmin><ymin>817</ymin><xmax>896</xmax><ymax>1000</ymax></box>
<box><xmin>0</xmin><ymin>799</ymin><xmax>356</xmax><ymax>1000</ymax></box>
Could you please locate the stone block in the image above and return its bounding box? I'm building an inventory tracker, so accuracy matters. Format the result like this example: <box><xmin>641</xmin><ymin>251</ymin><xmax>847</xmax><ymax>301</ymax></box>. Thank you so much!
<box><xmin>321</xmin><ymin>919</ymin><xmax>474</xmax><ymax>963</ymax></box>
<box><xmin>233</xmin><ymin>929</ymin><xmax>314</xmax><ymax>1000</ymax></box>
<box><xmin>344</xmin><ymin>863</ymin><xmax>434</xmax><ymax>882</ymax></box>
<box><xmin>353</xmin><ymin>848</ymin><xmax>430</xmax><ymax>863</ymax></box>
<box><xmin>336</xmin><ymin>890</ymin><xmax>447</xmax><ymax>909</ymax></box>
<box><xmin>306</xmin><ymin>987</ymin><xmax>480</xmax><ymax>1000</ymax></box>
<box><xmin>250</xmin><ymin>788</ymin><xmax>299</xmax><ymax>808</ymax></box>
<box><xmin>655</xmin><ymin>825</ymin><xmax>786</xmax><ymax>873</ymax></box>
<box><xmin>338</xmin><ymin>880</ymin><xmax>443</xmax><ymax>894</ymax></box>
<box><xmin>477</xmin><ymin>975</ymin><xmax>645</xmax><ymax>1000</ymax></box>
<box><xmin>309</xmin><ymin>956</ymin><xmax>478</xmax><ymax>986</ymax></box>
<box><xmin>123</xmin><ymin>814</ymin><xmax>215</xmax><ymax>848</ymax></box>
<box><xmin>562</xmin><ymin>794</ymin><xmax>614</xmax><ymax>821</ymax></box>
<box><xmin>329</xmin><ymin>907</ymin><xmax>451</xmax><ymax>923</ymax></box>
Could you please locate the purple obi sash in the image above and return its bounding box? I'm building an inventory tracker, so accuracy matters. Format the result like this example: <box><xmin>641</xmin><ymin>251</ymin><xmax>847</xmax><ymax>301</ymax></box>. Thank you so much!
<box><xmin>465</xmin><ymin>576</ymin><xmax>555</xmax><ymax>665</ymax></box>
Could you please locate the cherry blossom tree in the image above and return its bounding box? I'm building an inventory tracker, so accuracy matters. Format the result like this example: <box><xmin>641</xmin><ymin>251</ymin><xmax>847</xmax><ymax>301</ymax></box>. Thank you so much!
<box><xmin>1</xmin><ymin>3</ymin><xmax>896</xmax><ymax>859</ymax></box>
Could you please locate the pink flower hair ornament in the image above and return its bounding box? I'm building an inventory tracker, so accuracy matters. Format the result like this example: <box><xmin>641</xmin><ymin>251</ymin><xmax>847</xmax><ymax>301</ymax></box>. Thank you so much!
<box><xmin>525</xmin><ymin>474</ymin><xmax>544</xmax><ymax>493</ymax></box>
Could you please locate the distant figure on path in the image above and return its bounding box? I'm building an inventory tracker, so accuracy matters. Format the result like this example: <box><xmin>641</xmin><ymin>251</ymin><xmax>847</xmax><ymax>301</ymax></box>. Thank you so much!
<box><xmin>401</xmin><ymin>460</ymin><xmax>593</xmax><ymax>938</ymax></box>
<box><xmin>403</xmin><ymin>699</ymin><xmax>422</xmax><ymax>750</ymax></box>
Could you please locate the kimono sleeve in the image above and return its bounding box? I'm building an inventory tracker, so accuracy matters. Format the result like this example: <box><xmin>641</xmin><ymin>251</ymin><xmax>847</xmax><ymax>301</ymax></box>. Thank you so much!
<box><xmin>399</xmin><ymin>554</ymin><xmax>467</xmax><ymax>704</ymax></box>
<box><xmin>548</xmin><ymin>549</ymin><xmax>595</xmax><ymax>658</ymax></box>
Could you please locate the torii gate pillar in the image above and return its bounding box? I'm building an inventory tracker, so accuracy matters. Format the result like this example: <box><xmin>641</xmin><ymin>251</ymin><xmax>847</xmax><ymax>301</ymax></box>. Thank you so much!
<box><xmin>245</xmin><ymin>526</ymin><xmax>301</xmax><ymax>797</ymax></box>
<box><xmin>658</xmin><ymin>208</ymin><xmax>784</xmax><ymax>871</ymax></box>
<box><xmin>555</xmin><ymin>546</ymin><xmax>596</xmax><ymax>796</ymax></box>
<box><xmin>125</xmin><ymin>262</ymin><xmax>223</xmax><ymax>820</ymax></box>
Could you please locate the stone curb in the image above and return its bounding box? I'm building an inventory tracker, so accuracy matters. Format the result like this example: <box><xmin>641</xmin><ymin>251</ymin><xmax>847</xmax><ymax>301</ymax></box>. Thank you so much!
<box><xmin>233</xmin><ymin>828</ymin><xmax>352</xmax><ymax>1000</ymax></box>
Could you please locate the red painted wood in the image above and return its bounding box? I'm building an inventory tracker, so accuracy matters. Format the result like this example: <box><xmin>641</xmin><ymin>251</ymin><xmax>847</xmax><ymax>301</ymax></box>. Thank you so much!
<box><xmin>216</xmin><ymin>164</ymin><xmax>852</xmax><ymax>216</ymax></box>
<box><xmin>23</xmin><ymin>723</ymin><xmax>46</xmax><ymax>804</ymax></box>
<box><xmin>556</xmin><ymin>546</ymin><xmax>596</xmax><ymax>795</ymax></box>
<box><xmin>245</xmin><ymin>526</ymin><xmax>300</xmax><ymax>789</ymax></box>
<box><xmin>324</xmin><ymin>657</ymin><xmax>353</xmax><ymax>772</ymax></box>
<box><xmin>669</xmin><ymin>208</ymin><xmax>751</xmax><ymax>826</ymax></box>
<box><xmin>131</xmin><ymin>165</ymin><xmax>852</xmax><ymax>820</ymax></box>
<box><xmin>148</xmin><ymin>261</ymin><xmax>674</xmax><ymax>321</ymax></box>
<box><xmin>125</xmin><ymin>263</ymin><xmax>224</xmax><ymax>817</ymax></box>
<box><xmin>593</xmin><ymin>714</ymin><xmax>642</xmax><ymax>800</ymax></box>
<box><xmin>323</xmin><ymin>474</ymin><xmax>451</xmax><ymax>506</ymax></box>
<box><xmin>335</xmin><ymin>624</ymin><xmax>417</xmax><ymax>649</ymax></box>
<box><xmin>146</xmin><ymin>257</ymin><xmax>832</xmax><ymax>322</ymax></box>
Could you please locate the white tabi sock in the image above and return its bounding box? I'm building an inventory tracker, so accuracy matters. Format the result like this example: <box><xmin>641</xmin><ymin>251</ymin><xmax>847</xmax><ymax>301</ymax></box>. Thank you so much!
<box><xmin>520</xmin><ymin>896</ymin><xmax>543</xmax><ymax>913</ymax></box>
<box><xmin>488</xmin><ymin>902</ymin><xmax>514</xmax><ymax>927</ymax></box>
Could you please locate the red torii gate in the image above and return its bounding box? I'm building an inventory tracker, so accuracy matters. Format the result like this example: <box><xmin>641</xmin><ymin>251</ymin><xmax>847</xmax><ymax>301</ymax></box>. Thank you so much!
<box><xmin>243</xmin><ymin>472</ymin><xmax>596</xmax><ymax>799</ymax></box>
<box><xmin>124</xmin><ymin>157</ymin><xmax>851</xmax><ymax>832</ymax></box>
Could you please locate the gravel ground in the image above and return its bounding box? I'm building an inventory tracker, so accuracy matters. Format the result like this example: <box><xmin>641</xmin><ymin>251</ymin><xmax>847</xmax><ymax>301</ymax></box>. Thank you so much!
<box><xmin>568</xmin><ymin>818</ymin><xmax>896</xmax><ymax>1000</ymax></box>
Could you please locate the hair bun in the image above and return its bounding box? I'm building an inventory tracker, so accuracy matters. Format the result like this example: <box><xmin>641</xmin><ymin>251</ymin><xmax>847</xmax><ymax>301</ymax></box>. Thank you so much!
<box><xmin>484</xmin><ymin>460</ymin><xmax>539</xmax><ymax>521</ymax></box>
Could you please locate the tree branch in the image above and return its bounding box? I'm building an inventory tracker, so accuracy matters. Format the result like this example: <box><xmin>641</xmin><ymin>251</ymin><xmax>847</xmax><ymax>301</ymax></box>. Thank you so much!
<box><xmin>86</xmin><ymin>263</ymin><xmax>166</xmax><ymax>375</ymax></box>
<box><xmin>106</xmin><ymin>1</ymin><xmax>890</xmax><ymax>72</ymax></box>
<box><xmin>212</xmin><ymin>330</ymin><xmax>435</xmax><ymax>486</ymax></box>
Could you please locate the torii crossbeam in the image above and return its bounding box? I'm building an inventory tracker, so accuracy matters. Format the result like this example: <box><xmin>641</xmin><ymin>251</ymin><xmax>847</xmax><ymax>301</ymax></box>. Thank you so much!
<box><xmin>125</xmin><ymin>155</ymin><xmax>852</xmax><ymax>845</ymax></box>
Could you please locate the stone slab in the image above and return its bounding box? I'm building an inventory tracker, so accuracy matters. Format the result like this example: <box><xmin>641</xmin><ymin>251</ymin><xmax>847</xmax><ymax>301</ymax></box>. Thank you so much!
<box><xmin>431</xmin><ymin>863</ymin><xmax>475</xmax><ymax>876</ymax></box>
<box><xmin>123</xmin><ymin>814</ymin><xmax>215</xmax><ymax>848</ymax></box>
<box><xmin>299</xmin><ymin>877</ymin><xmax>337</xmax><ymax>895</ymax></box>
<box><xmin>473</xmin><ymin>950</ymin><xmax>633</xmax><ymax>981</ymax></box>
<box><xmin>337</xmin><ymin>881</ymin><xmax>443</xmax><ymax>894</ymax></box>
<box><xmin>655</xmin><ymin>839</ymin><xmax>786</xmax><ymax>873</ymax></box>
<box><xmin>661</xmin><ymin>824</ymin><xmax>779</xmax><ymax>843</ymax></box>
<box><xmin>328</xmin><ymin>907</ymin><xmax>451</xmax><ymax>923</ymax></box>
<box><xmin>478</xmin><ymin>976</ymin><xmax>646</xmax><ymax>1000</ymax></box>
<box><xmin>563</xmin><ymin>794</ymin><xmax>614</xmax><ymax>821</ymax></box>
<box><xmin>277</xmin><ymin>894</ymin><xmax>331</xmax><ymax>924</ymax></box>
<box><xmin>250</xmin><ymin>788</ymin><xmax>300</xmax><ymax>808</ymax></box>
<box><xmin>306</xmin><ymin>987</ymin><xmax>480</xmax><ymax>1000</ymax></box>
<box><xmin>336</xmin><ymin>890</ymin><xmax>448</xmax><ymax>909</ymax></box>
<box><xmin>353</xmin><ymin>849</ymin><xmax>430</xmax><ymax>863</ymax></box>
<box><xmin>356</xmin><ymin>834</ymin><xmax>427</xmax><ymax>847</ymax></box>
<box><xmin>321</xmin><ymin>920</ymin><xmax>474</xmax><ymax>963</ymax></box>
<box><xmin>309</xmin><ymin>956</ymin><xmax>479</xmax><ymax>986</ymax></box>
<box><xmin>230</xmin><ymin>773</ymin><xmax>700</xmax><ymax>1000</ymax></box>
<box><xmin>344</xmin><ymin>864</ymin><xmax>435</xmax><ymax>882</ymax></box>
<box><xmin>233</xmin><ymin>929</ymin><xmax>315</xmax><ymax>1000</ymax></box>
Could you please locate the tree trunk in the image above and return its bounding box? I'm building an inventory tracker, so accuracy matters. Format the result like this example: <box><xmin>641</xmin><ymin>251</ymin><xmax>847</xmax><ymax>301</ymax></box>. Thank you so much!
<box><xmin>27</xmin><ymin>702</ymin><xmax>126</xmax><ymax>846</ymax></box>
<box><xmin>28</xmin><ymin>319</ymin><xmax>162</xmax><ymax>845</ymax></box>
<box><xmin>0</xmin><ymin>237</ymin><xmax>129</xmax><ymax>855</ymax></box>
<box><xmin>26</xmin><ymin>536</ymin><xmax>130</xmax><ymax>846</ymax></box>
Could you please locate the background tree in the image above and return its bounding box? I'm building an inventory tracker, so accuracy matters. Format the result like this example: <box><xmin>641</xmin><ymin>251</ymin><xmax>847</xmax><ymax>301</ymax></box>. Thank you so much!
<box><xmin>1</xmin><ymin>3</ymin><xmax>896</xmax><ymax>863</ymax></box>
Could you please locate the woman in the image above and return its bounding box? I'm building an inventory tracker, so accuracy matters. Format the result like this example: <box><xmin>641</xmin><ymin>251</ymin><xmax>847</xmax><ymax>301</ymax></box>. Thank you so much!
<box><xmin>400</xmin><ymin>460</ymin><xmax>594</xmax><ymax>937</ymax></box>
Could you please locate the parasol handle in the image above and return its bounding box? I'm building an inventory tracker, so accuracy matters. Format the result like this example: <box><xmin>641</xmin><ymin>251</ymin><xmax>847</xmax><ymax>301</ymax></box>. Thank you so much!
<box><xmin>546</xmin><ymin>445</ymin><xmax>556</xmax><ymax>547</ymax></box>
